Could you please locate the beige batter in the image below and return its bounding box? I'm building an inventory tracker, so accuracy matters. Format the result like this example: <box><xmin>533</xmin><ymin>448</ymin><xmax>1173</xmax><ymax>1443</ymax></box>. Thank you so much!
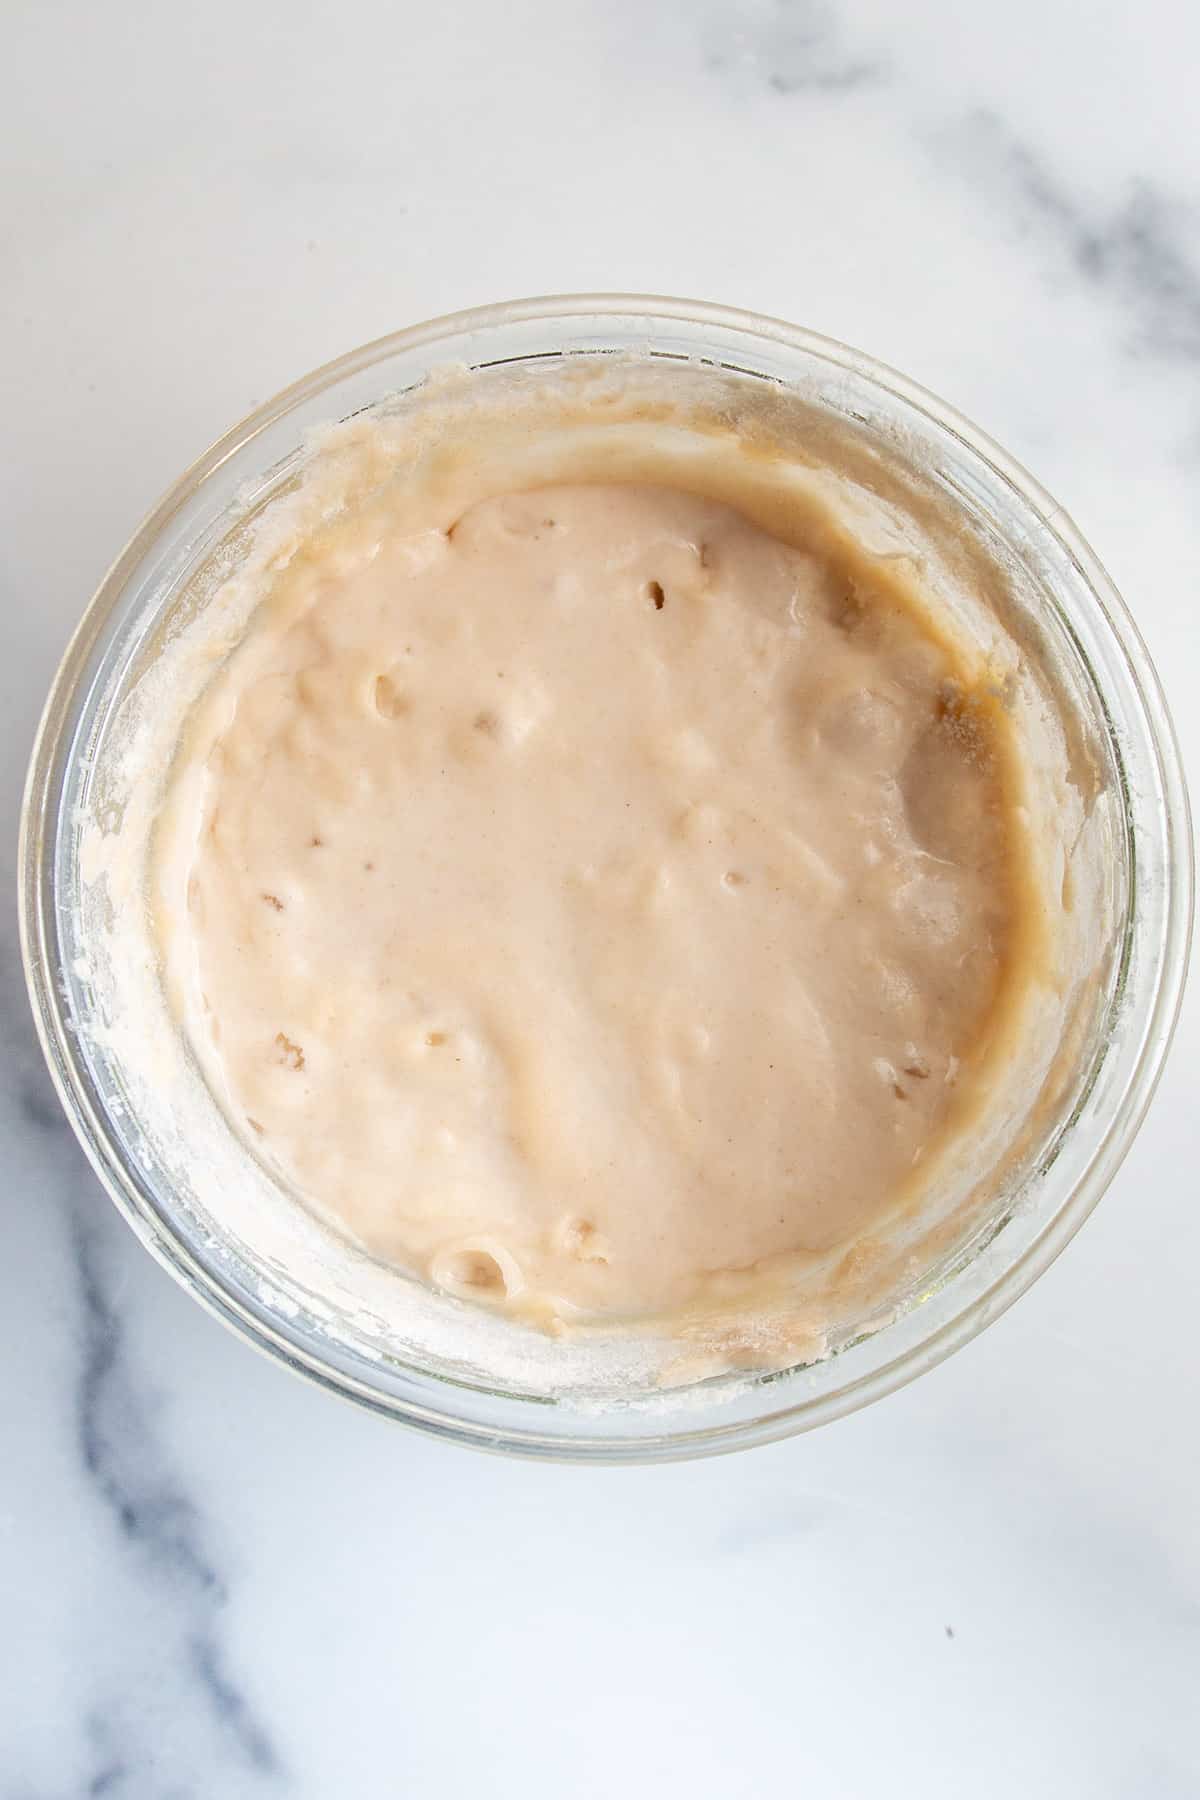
<box><xmin>153</xmin><ymin>478</ymin><xmax>1024</xmax><ymax>1330</ymax></box>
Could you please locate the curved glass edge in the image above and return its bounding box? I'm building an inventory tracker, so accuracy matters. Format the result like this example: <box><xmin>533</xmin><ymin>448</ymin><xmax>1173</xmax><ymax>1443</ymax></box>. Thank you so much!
<box><xmin>18</xmin><ymin>295</ymin><xmax>1195</xmax><ymax>1461</ymax></box>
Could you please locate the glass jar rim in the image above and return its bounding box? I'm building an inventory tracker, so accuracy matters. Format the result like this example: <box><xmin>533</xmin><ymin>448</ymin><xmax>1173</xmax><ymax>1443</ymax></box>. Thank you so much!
<box><xmin>18</xmin><ymin>294</ymin><xmax>1194</xmax><ymax>1460</ymax></box>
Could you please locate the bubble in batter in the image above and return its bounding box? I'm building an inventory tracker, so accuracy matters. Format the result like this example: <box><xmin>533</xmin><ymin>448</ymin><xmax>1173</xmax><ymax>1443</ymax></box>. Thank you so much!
<box><xmin>153</xmin><ymin>481</ymin><xmax>1023</xmax><ymax>1327</ymax></box>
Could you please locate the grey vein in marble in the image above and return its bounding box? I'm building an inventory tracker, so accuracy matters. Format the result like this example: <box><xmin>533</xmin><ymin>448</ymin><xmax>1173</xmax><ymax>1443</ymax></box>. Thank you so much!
<box><xmin>73</xmin><ymin>1208</ymin><xmax>228</xmax><ymax>1605</ymax></box>
<box><xmin>70</xmin><ymin>1202</ymin><xmax>282</xmax><ymax>1791</ymax></box>
<box><xmin>0</xmin><ymin>938</ymin><xmax>282</xmax><ymax>1797</ymax></box>
<box><xmin>951</xmin><ymin>111</ymin><xmax>1200</xmax><ymax>368</ymax></box>
<box><xmin>702</xmin><ymin>0</ymin><xmax>886</xmax><ymax>96</ymax></box>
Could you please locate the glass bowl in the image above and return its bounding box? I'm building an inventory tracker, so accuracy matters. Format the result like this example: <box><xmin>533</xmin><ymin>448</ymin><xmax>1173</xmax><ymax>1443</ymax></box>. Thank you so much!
<box><xmin>19</xmin><ymin>296</ymin><xmax>1192</xmax><ymax>1460</ymax></box>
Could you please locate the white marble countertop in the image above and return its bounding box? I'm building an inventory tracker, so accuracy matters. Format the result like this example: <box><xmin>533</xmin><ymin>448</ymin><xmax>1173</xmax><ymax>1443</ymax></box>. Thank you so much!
<box><xmin>3</xmin><ymin>3</ymin><xmax>1198</xmax><ymax>1794</ymax></box>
